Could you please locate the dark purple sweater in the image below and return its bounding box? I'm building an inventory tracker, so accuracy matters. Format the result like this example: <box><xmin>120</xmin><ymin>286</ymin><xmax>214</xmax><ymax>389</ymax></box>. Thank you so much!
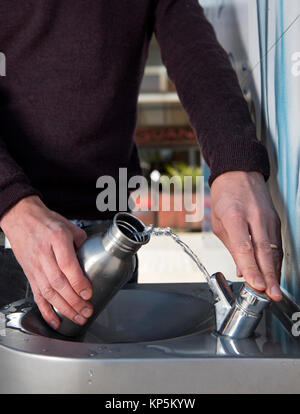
<box><xmin>0</xmin><ymin>0</ymin><xmax>270</xmax><ymax>220</ymax></box>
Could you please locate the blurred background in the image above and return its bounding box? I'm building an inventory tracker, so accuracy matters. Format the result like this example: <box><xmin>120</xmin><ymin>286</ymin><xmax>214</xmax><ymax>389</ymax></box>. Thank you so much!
<box><xmin>134</xmin><ymin>2</ymin><xmax>244</xmax><ymax>283</ymax></box>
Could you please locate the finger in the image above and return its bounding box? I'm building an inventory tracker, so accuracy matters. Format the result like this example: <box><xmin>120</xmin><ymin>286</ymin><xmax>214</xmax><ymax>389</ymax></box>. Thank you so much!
<box><xmin>52</xmin><ymin>230</ymin><xmax>93</xmax><ymax>300</ymax></box>
<box><xmin>41</xmin><ymin>284</ymin><xmax>88</xmax><ymax>325</ymax></box>
<box><xmin>267</xmin><ymin>216</ymin><xmax>283</xmax><ymax>282</ymax></box>
<box><xmin>31</xmin><ymin>285</ymin><xmax>61</xmax><ymax>330</ymax></box>
<box><xmin>34</xmin><ymin>267</ymin><xmax>88</xmax><ymax>325</ymax></box>
<box><xmin>222</xmin><ymin>213</ymin><xmax>266</xmax><ymax>291</ymax></box>
<box><xmin>249</xmin><ymin>221</ymin><xmax>282</xmax><ymax>301</ymax></box>
<box><xmin>40</xmin><ymin>250</ymin><xmax>93</xmax><ymax>319</ymax></box>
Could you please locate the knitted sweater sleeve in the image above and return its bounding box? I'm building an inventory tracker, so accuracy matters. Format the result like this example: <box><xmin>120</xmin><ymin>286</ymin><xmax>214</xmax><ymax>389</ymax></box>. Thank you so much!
<box><xmin>0</xmin><ymin>138</ymin><xmax>40</xmax><ymax>220</ymax></box>
<box><xmin>154</xmin><ymin>0</ymin><xmax>270</xmax><ymax>185</ymax></box>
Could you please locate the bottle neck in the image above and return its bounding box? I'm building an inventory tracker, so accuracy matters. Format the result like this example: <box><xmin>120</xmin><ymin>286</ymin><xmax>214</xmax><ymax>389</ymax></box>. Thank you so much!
<box><xmin>102</xmin><ymin>213</ymin><xmax>150</xmax><ymax>259</ymax></box>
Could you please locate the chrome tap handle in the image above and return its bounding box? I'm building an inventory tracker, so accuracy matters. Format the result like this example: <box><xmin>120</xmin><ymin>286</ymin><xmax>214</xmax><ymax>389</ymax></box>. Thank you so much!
<box><xmin>210</xmin><ymin>273</ymin><xmax>271</xmax><ymax>339</ymax></box>
<box><xmin>218</xmin><ymin>284</ymin><xmax>271</xmax><ymax>339</ymax></box>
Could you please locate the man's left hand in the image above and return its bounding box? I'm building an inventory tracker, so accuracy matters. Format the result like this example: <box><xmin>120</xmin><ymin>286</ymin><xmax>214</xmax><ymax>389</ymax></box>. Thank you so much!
<box><xmin>210</xmin><ymin>171</ymin><xmax>283</xmax><ymax>301</ymax></box>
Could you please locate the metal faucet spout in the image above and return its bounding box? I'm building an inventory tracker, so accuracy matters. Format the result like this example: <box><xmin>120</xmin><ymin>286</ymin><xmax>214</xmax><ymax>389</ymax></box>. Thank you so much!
<box><xmin>210</xmin><ymin>272</ymin><xmax>271</xmax><ymax>339</ymax></box>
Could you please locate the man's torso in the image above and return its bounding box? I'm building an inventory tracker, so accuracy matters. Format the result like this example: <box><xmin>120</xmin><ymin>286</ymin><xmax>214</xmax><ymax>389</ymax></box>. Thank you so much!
<box><xmin>0</xmin><ymin>0</ymin><xmax>155</xmax><ymax>218</ymax></box>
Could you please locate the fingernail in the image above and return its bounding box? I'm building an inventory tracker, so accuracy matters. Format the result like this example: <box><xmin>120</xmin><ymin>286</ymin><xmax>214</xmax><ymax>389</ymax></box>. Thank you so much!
<box><xmin>81</xmin><ymin>307</ymin><xmax>93</xmax><ymax>318</ymax></box>
<box><xmin>80</xmin><ymin>289</ymin><xmax>92</xmax><ymax>300</ymax></box>
<box><xmin>254</xmin><ymin>277</ymin><xmax>266</xmax><ymax>289</ymax></box>
<box><xmin>74</xmin><ymin>314</ymin><xmax>86</xmax><ymax>325</ymax></box>
<box><xmin>271</xmin><ymin>285</ymin><xmax>282</xmax><ymax>299</ymax></box>
<box><xmin>49</xmin><ymin>320</ymin><xmax>58</xmax><ymax>330</ymax></box>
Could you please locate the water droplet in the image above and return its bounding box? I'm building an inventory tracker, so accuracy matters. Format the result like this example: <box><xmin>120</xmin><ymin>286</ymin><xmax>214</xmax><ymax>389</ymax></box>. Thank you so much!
<box><xmin>88</xmin><ymin>369</ymin><xmax>93</xmax><ymax>377</ymax></box>
<box><xmin>88</xmin><ymin>380</ymin><xmax>92</xmax><ymax>385</ymax></box>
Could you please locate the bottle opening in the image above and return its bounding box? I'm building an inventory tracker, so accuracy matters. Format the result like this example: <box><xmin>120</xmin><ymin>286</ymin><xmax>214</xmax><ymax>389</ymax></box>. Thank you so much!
<box><xmin>114</xmin><ymin>213</ymin><xmax>149</xmax><ymax>244</ymax></box>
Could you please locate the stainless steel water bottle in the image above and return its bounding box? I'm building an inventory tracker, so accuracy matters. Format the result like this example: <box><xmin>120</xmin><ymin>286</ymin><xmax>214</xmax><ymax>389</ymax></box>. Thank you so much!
<box><xmin>54</xmin><ymin>212</ymin><xmax>150</xmax><ymax>337</ymax></box>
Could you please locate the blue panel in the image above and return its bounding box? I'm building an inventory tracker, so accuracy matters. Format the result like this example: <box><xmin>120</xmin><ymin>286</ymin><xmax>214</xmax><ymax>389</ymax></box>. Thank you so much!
<box><xmin>256</xmin><ymin>0</ymin><xmax>300</xmax><ymax>302</ymax></box>
<box><xmin>200</xmin><ymin>0</ymin><xmax>300</xmax><ymax>302</ymax></box>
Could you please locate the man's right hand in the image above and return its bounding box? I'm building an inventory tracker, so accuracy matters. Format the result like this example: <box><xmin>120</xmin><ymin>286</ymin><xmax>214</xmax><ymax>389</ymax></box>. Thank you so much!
<box><xmin>0</xmin><ymin>195</ymin><xmax>93</xmax><ymax>330</ymax></box>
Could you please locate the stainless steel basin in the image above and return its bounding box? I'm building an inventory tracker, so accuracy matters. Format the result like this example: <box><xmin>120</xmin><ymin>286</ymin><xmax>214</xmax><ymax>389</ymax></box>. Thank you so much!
<box><xmin>1</xmin><ymin>283</ymin><xmax>300</xmax><ymax>394</ymax></box>
<box><xmin>20</xmin><ymin>288</ymin><xmax>214</xmax><ymax>343</ymax></box>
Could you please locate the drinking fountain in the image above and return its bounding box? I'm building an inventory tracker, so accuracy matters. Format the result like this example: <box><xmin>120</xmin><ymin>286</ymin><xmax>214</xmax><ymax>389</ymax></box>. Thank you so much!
<box><xmin>1</xmin><ymin>281</ymin><xmax>300</xmax><ymax>393</ymax></box>
<box><xmin>1</xmin><ymin>213</ymin><xmax>300</xmax><ymax>393</ymax></box>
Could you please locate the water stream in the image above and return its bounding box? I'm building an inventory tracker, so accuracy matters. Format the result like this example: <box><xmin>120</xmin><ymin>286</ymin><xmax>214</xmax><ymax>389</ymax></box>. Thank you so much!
<box><xmin>136</xmin><ymin>225</ymin><xmax>215</xmax><ymax>291</ymax></box>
